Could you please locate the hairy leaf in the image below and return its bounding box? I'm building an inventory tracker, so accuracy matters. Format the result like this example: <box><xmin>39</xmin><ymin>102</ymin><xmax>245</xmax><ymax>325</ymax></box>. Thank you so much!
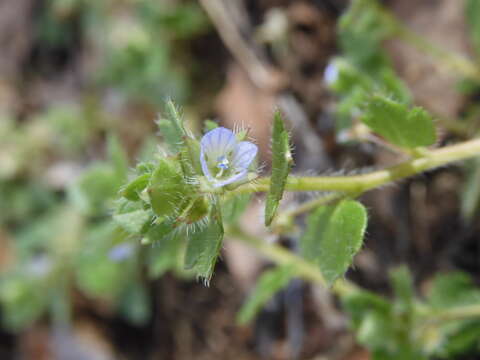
<box><xmin>147</xmin><ymin>158</ymin><xmax>190</xmax><ymax>218</ymax></box>
<box><xmin>156</xmin><ymin>100</ymin><xmax>186</xmax><ymax>153</ymax></box>
<box><xmin>184</xmin><ymin>201</ymin><xmax>224</xmax><ymax>282</ymax></box>
<box><xmin>301</xmin><ymin>200</ymin><xmax>367</xmax><ymax>285</ymax></box>
<box><xmin>113</xmin><ymin>208</ymin><xmax>152</xmax><ymax>235</ymax></box>
<box><xmin>121</xmin><ymin>174</ymin><xmax>150</xmax><ymax>201</ymax></box>
<box><xmin>265</xmin><ymin>111</ymin><xmax>292</xmax><ymax>226</ymax></box>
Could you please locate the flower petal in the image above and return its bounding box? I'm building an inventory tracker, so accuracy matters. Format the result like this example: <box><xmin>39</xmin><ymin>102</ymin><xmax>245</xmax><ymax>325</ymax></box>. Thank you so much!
<box><xmin>232</xmin><ymin>141</ymin><xmax>258</xmax><ymax>170</ymax></box>
<box><xmin>211</xmin><ymin>169</ymin><xmax>248</xmax><ymax>188</ymax></box>
<box><xmin>200</xmin><ymin>147</ymin><xmax>214</xmax><ymax>181</ymax></box>
<box><xmin>200</xmin><ymin>127</ymin><xmax>236</xmax><ymax>161</ymax></box>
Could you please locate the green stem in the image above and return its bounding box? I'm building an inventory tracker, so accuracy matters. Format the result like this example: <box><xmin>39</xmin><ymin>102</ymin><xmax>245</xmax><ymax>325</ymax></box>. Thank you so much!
<box><xmin>278</xmin><ymin>192</ymin><xmax>346</xmax><ymax>220</ymax></box>
<box><xmin>227</xmin><ymin>225</ymin><xmax>356</xmax><ymax>296</ymax></box>
<box><xmin>234</xmin><ymin>138</ymin><xmax>480</xmax><ymax>194</ymax></box>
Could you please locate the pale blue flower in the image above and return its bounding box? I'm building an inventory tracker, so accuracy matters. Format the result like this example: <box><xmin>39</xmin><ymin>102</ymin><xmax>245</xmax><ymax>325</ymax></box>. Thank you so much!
<box><xmin>108</xmin><ymin>243</ymin><xmax>134</xmax><ymax>262</ymax></box>
<box><xmin>324</xmin><ymin>61</ymin><xmax>339</xmax><ymax>85</ymax></box>
<box><xmin>200</xmin><ymin>127</ymin><xmax>258</xmax><ymax>188</ymax></box>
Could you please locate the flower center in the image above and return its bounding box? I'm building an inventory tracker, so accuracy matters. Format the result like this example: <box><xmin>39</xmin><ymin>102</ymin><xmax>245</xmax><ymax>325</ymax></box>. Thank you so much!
<box><xmin>215</xmin><ymin>155</ymin><xmax>230</xmax><ymax>178</ymax></box>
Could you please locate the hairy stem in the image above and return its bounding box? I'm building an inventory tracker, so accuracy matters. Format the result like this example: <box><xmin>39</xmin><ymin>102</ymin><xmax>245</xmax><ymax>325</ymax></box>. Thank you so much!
<box><xmin>278</xmin><ymin>192</ymin><xmax>347</xmax><ymax>221</ymax></box>
<box><xmin>234</xmin><ymin>138</ymin><xmax>480</xmax><ymax>194</ymax></box>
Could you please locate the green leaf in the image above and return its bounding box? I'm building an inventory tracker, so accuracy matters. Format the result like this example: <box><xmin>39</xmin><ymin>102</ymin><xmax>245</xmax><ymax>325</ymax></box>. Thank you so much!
<box><xmin>300</xmin><ymin>200</ymin><xmax>367</xmax><ymax>285</ymax></box>
<box><xmin>338</xmin><ymin>0</ymin><xmax>393</xmax><ymax>70</ymax></box>
<box><xmin>357</xmin><ymin>310</ymin><xmax>395</xmax><ymax>351</ymax></box>
<box><xmin>147</xmin><ymin>158</ymin><xmax>190</xmax><ymax>218</ymax></box>
<box><xmin>328</xmin><ymin>59</ymin><xmax>410</xmax><ymax>133</ymax></box>
<box><xmin>179</xmin><ymin>137</ymin><xmax>202</xmax><ymax>177</ymax></box>
<box><xmin>438</xmin><ymin>321</ymin><xmax>480</xmax><ymax>359</ymax></box>
<box><xmin>342</xmin><ymin>289</ymin><xmax>392</xmax><ymax>329</ymax></box>
<box><xmin>184</xmin><ymin>201</ymin><xmax>224</xmax><ymax>282</ymax></box>
<box><xmin>0</xmin><ymin>274</ymin><xmax>48</xmax><ymax>331</ymax></box>
<box><xmin>75</xmin><ymin>224</ymin><xmax>133</xmax><ymax>299</ymax></box>
<box><xmin>377</xmin><ymin>67</ymin><xmax>411</xmax><ymax>104</ymax></box>
<box><xmin>426</xmin><ymin>273</ymin><xmax>480</xmax><ymax>358</ymax></box>
<box><xmin>341</xmin><ymin>289</ymin><xmax>397</xmax><ymax>353</ymax></box>
<box><xmin>156</xmin><ymin>100</ymin><xmax>186</xmax><ymax>153</ymax></box>
<box><xmin>144</xmin><ymin>219</ymin><xmax>176</xmax><ymax>244</ymax></box>
<box><xmin>68</xmin><ymin>164</ymin><xmax>121</xmax><ymax>216</ymax></box>
<box><xmin>427</xmin><ymin>272</ymin><xmax>480</xmax><ymax>309</ymax></box>
<box><xmin>265</xmin><ymin>111</ymin><xmax>292</xmax><ymax>226</ymax></box>
<box><xmin>237</xmin><ymin>266</ymin><xmax>294</xmax><ymax>325</ymax></box>
<box><xmin>183</xmin><ymin>196</ymin><xmax>209</xmax><ymax>224</ymax></box>
<box><xmin>361</xmin><ymin>95</ymin><xmax>436</xmax><ymax>148</ymax></box>
<box><xmin>121</xmin><ymin>173</ymin><xmax>150</xmax><ymax>201</ymax></box>
<box><xmin>113</xmin><ymin>208</ymin><xmax>152</xmax><ymax>235</ymax></box>
<box><xmin>342</xmin><ymin>286</ymin><xmax>426</xmax><ymax>360</ymax></box>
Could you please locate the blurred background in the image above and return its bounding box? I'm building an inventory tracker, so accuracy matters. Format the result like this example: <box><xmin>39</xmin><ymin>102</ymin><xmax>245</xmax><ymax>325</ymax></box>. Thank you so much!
<box><xmin>2</xmin><ymin>0</ymin><xmax>480</xmax><ymax>359</ymax></box>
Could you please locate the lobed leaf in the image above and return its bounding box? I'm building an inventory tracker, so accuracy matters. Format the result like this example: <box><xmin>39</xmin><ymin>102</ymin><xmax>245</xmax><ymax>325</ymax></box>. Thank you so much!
<box><xmin>361</xmin><ymin>95</ymin><xmax>436</xmax><ymax>148</ymax></box>
<box><xmin>265</xmin><ymin>110</ymin><xmax>293</xmax><ymax>226</ymax></box>
<box><xmin>300</xmin><ymin>200</ymin><xmax>367</xmax><ymax>285</ymax></box>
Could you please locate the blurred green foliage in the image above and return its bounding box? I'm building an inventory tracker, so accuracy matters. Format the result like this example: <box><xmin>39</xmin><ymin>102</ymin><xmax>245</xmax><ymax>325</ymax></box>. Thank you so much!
<box><xmin>0</xmin><ymin>0</ymin><xmax>208</xmax><ymax>331</ymax></box>
<box><xmin>342</xmin><ymin>268</ymin><xmax>480</xmax><ymax>359</ymax></box>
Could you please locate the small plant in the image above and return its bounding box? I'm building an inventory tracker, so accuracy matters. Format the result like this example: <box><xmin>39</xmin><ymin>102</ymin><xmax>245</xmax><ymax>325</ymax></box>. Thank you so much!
<box><xmin>3</xmin><ymin>0</ymin><xmax>480</xmax><ymax>359</ymax></box>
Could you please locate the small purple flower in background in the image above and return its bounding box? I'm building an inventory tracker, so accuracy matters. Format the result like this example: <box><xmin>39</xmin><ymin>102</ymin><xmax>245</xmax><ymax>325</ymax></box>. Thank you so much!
<box><xmin>108</xmin><ymin>243</ymin><xmax>134</xmax><ymax>262</ymax></box>
<box><xmin>200</xmin><ymin>127</ymin><xmax>258</xmax><ymax>188</ymax></box>
<box><xmin>324</xmin><ymin>61</ymin><xmax>339</xmax><ymax>86</ymax></box>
